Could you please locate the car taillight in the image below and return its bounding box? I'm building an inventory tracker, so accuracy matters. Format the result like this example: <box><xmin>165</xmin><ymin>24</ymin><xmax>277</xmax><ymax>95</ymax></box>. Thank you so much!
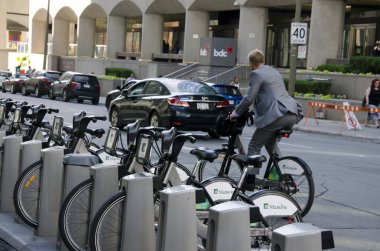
<box><xmin>68</xmin><ymin>81</ymin><xmax>80</xmax><ymax>88</ymax></box>
<box><xmin>167</xmin><ymin>97</ymin><xmax>189</xmax><ymax>107</ymax></box>
<box><xmin>41</xmin><ymin>78</ymin><xmax>49</xmax><ymax>83</ymax></box>
<box><xmin>216</xmin><ymin>100</ymin><xmax>230</xmax><ymax>107</ymax></box>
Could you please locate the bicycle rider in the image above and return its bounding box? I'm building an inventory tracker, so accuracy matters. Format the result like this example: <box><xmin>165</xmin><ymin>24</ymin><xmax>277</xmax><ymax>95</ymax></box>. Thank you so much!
<box><xmin>230</xmin><ymin>49</ymin><xmax>301</xmax><ymax>190</ymax></box>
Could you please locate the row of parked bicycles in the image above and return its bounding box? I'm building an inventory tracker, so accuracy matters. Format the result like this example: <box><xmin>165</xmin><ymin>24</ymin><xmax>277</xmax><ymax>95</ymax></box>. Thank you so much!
<box><xmin>0</xmin><ymin>97</ymin><xmax>315</xmax><ymax>251</ymax></box>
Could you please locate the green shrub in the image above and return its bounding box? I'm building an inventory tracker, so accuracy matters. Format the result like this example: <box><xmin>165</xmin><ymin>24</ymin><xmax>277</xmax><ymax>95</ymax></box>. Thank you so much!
<box><xmin>313</xmin><ymin>64</ymin><xmax>349</xmax><ymax>73</ymax></box>
<box><xmin>105</xmin><ymin>67</ymin><xmax>134</xmax><ymax>78</ymax></box>
<box><xmin>283</xmin><ymin>79</ymin><xmax>332</xmax><ymax>95</ymax></box>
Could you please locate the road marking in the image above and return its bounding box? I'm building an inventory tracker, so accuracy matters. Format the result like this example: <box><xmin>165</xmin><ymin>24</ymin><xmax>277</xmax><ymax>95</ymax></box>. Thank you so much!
<box><xmin>282</xmin><ymin>148</ymin><xmax>380</xmax><ymax>159</ymax></box>
<box><xmin>279</xmin><ymin>142</ymin><xmax>313</xmax><ymax>149</ymax></box>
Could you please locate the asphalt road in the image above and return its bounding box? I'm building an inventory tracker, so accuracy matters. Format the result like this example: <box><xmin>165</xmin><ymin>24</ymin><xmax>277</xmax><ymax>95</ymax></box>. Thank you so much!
<box><xmin>1</xmin><ymin>92</ymin><xmax>379</xmax><ymax>251</ymax></box>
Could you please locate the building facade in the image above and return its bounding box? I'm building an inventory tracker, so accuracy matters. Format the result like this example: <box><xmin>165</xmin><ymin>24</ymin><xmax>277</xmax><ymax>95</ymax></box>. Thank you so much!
<box><xmin>2</xmin><ymin>0</ymin><xmax>380</xmax><ymax>73</ymax></box>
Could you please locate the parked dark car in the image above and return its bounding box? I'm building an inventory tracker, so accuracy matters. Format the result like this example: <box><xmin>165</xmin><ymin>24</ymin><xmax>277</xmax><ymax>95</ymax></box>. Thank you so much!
<box><xmin>0</xmin><ymin>70</ymin><xmax>12</xmax><ymax>89</ymax></box>
<box><xmin>207</xmin><ymin>82</ymin><xmax>243</xmax><ymax>106</ymax></box>
<box><xmin>49</xmin><ymin>72</ymin><xmax>100</xmax><ymax>105</ymax></box>
<box><xmin>105</xmin><ymin>79</ymin><xmax>138</xmax><ymax>109</ymax></box>
<box><xmin>21</xmin><ymin>70</ymin><xmax>62</xmax><ymax>97</ymax></box>
<box><xmin>2</xmin><ymin>75</ymin><xmax>27</xmax><ymax>94</ymax></box>
<box><xmin>108</xmin><ymin>78</ymin><xmax>232</xmax><ymax>135</ymax></box>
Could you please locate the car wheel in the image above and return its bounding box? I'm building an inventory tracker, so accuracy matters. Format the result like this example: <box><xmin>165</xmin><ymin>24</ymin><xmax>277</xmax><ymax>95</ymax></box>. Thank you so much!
<box><xmin>110</xmin><ymin>108</ymin><xmax>122</xmax><ymax>129</ymax></box>
<box><xmin>21</xmin><ymin>85</ymin><xmax>29</xmax><ymax>96</ymax></box>
<box><xmin>35</xmin><ymin>87</ymin><xmax>41</xmax><ymax>98</ymax></box>
<box><xmin>63</xmin><ymin>90</ymin><xmax>69</xmax><ymax>102</ymax></box>
<box><xmin>49</xmin><ymin>89</ymin><xmax>56</xmax><ymax>100</ymax></box>
<box><xmin>10</xmin><ymin>84</ymin><xmax>16</xmax><ymax>94</ymax></box>
<box><xmin>92</xmin><ymin>98</ymin><xmax>99</xmax><ymax>105</ymax></box>
<box><xmin>2</xmin><ymin>84</ymin><xmax>6</xmax><ymax>93</ymax></box>
<box><xmin>208</xmin><ymin>129</ymin><xmax>220</xmax><ymax>139</ymax></box>
<box><xmin>149</xmin><ymin>112</ymin><xmax>160</xmax><ymax>127</ymax></box>
<box><xmin>77</xmin><ymin>99</ymin><xmax>84</xmax><ymax>103</ymax></box>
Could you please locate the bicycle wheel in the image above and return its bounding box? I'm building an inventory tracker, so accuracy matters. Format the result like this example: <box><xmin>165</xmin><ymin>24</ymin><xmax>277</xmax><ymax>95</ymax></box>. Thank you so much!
<box><xmin>198</xmin><ymin>153</ymin><xmax>243</xmax><ymax>182</ymax></box>
<box><xmin>89</xmin><ymin>191</ymin><xmax>125</xmax><ymax>251</ymax></box>
<box><xmin>13</xmin><ymin>160</ymin><xmax>42</xmax><ymax>228</ymax></box>
<box><xmin>249</xmin><ymin>190</ymin><xmax>303</xmax><ymax>249</ymax></box>
<box><xmin>59</xmin><ymin>179</ymin><xmax>93</xmax><ymax>251</ymax></box>
<box><xmin>266</xmin><ymin>156</ymin><xmax>315</xmax><ymax>217</ymax></box>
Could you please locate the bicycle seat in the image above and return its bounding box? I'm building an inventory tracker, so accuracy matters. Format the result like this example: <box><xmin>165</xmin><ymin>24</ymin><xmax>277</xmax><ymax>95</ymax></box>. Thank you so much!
<box><xmin>232</xmin><ymin>154</ymin><xmax>266</xmax><ymax>167</ymax></box>
<box><xmin>276</xmin><ymin>129</ymin><xmax>292</xmax><ymax>138</ymax></box>
<box><xmin>190</xmin><ymin>147</ymin><xmax>218</xmax><ymax>162</ymax></box>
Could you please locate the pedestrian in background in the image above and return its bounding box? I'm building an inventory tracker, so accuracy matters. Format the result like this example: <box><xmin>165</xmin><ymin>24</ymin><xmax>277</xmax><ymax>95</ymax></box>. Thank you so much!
<box><xmin>126</xmin><ymin>73</ymin><xmax>135</xmax><ymax>82</ymax></box>
<box><xmin>230</xmin><ymin>76</ymin><xmax>240</xmax><ymax>88</ymax></box>
<box><xmin>363</xmin><ymin>78</ymin><xmax>380</xmax><ymax>128</ymax></box>
<box><xmin>372</xmin><ymin>41</ymin><xmax>380</xmax><ymax>57</ymax></box>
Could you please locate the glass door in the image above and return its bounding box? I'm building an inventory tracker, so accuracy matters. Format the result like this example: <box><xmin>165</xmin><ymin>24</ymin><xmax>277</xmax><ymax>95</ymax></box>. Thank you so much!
<box><xmin>266</xmin><ymin>27</ymin><xmax>290</xmax><ymax>68</ymax></box>
<box><xmin>349</xmin><ymin>24</ymin><xmax>376</xmax><ymax>57</ymax></box>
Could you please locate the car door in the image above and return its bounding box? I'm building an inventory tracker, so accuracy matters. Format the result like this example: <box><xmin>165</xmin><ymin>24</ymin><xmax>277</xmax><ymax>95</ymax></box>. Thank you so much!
<box><xmin>139</xmin><ymin>80</ymin><xmax>166</xmax><ymax>124</ymax></box>
<box><xmin>24</xmin><ymin>71</ymin><xmax>36</xmax><ymax>92</ymax></box>
<box><xmin>55</xmin><ymin>73</ymin><xmax>69</xmax><ymax>96</ymax></box>
<box><xmin>117</xmin><ymin>81</ymin><xmax>147</xmax><ymax>124</ymax></box>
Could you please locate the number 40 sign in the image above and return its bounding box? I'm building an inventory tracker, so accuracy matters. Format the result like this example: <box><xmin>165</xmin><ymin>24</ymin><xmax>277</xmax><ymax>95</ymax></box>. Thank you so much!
<box><xmin>291</xmin><ymin>22</ymin><xmax>308</xmax><ymax>44</ymax></box>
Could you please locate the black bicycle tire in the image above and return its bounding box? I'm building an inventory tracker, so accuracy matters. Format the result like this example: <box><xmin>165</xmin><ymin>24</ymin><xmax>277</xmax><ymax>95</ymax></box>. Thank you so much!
<box><xmin>197</xmin><ymin>153</ymin><xmax>244</xmax><ymax>182</ymax></box>
<box><xmin>59</xmin><ymin>178</ymin><xmax>93</xmax><ymax>251</ymax></box>
<box><xmin>13</xmin><ymin>160</ymin><xmax>42</xmax><ymax>228</ymax></box>
<box><xmin>266</xmin><ymin>156</ymin><xmax>315</xmax><ymax>217</ymax></box>
<box><xmin>88</xmin><ymin>191</ymin><xmax>126</xmax><ymax>251</ymax></box>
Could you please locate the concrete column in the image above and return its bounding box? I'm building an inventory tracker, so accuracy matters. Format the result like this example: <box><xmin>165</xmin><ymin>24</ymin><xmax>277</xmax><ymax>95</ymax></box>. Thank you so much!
<box><xmin>183</xmin><ymin>11</ymin><xmax>209</xmax><ymax>63</ymax></box>
<box><xmin>237</xmin><ymin>7</ymin><xmax>268</xmax><ymax>64</ymax></box>
<box><xmin>307</xmin><ymin>0</ymin><xmax>345</xmax><ymax>69</ymax></box>
<box><xmin>31</xmin><ymin>20</ymin><xmax>46</xmax><ymax>53</ymax></box>
<box><xmin>52</xmin><ymin>18</ymin><xmax>69</xmax><ymax>56</ymax></box>
<box><xmin>77</xmin><ymin>17</ymin><xmax>96</xmax><ymax>57</ymax></box>
<box><xmin>107</xmin><ymin>15</ymin><xmax>126</xmax><ymax>58</ymax></box>
<box><xmin>141</xmin><ymin>13</ymin><xmax>163</xmax><ymax>60</ymax></box>
<box><xmin>0</xmin><ymin>0</ymin><xmax>6</xmax><ymax>50</ymax></box>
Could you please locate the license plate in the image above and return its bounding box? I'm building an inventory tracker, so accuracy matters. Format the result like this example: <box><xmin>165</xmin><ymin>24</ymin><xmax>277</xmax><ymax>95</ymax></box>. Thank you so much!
<box><xmin>228</xmin><ymin>100</ymin><xmax>234</xmax><ymax>104</ymax></box>
<box><xmin>197</xmin><ymin>103</ymin><xmax>209</xmax><ymax>110</ymax></box>
<box><xmin>83</xmin><ymin>84</ymin><xmax>90</xmax><ymax>88</ymax></box>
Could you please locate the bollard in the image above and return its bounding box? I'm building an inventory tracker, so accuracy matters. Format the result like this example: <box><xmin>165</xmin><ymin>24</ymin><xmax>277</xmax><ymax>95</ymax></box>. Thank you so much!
<box><xmin>0</xmin><ymin>135</ymin><xmax>23</xmax><ymax>212</ymax></box>
<box><xmin>156</xmin><ymin>185</ymin><xmax>197</xmax><ymax>251</ymax></box>
<box><xmin>14</xmin><ymin>140</ymin><xmax>42</xmax><ymax>223</ymax></box>
<box><xmin>58</xmin><ymin>153</ymin><xmax>99</xmax><ymax>251</ymax></box>
<box><xmin>271</xmin><ymin>223</ymin><xmax>335</xmax><ymax>251</ymax></box>
<box><xmin>206</xmin><ymin>201</ymin><xmax>252</xmax><ymax>251</ymax></box>
<box><xmin>35</xmin><ymin>146</ymin><xmax>64</xmax><ymax>237</ymax></box>
<box><xmin>89</xmin><ymin>163</ymin><xmax>119</xmax><ymax>220</ymax></box>
<box><xmin>19</xmin><ymin>140</ymin><xmax>42</xmax><ymax>172</ymax></box>
<box><xmin>121</xmin><ymin>172</ymin><xmax>157</xmax><ymax>251</ymax></box>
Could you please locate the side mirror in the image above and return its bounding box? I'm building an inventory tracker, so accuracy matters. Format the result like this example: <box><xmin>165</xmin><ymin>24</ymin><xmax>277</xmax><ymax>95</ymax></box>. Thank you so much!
<box><xmin>116</xmin><ymin>86</ymin><xmax>121</xmax><ymax>90</ymax></box>
<box><xmin>122</xmin><ymin>89</ymin><xmax>129</xmax><ymax>97</ymax></box>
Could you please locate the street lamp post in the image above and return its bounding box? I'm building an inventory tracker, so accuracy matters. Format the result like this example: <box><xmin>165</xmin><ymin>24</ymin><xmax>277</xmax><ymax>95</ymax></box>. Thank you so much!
<box><xmin>288</xmin><ymin>0</ymin><xmax>302</xmax><ymax>96</ymax></box>
<box><xmin>43</xmin><ymin>0</ymin><xmax>50</xmax><ymax>70</ymax></box>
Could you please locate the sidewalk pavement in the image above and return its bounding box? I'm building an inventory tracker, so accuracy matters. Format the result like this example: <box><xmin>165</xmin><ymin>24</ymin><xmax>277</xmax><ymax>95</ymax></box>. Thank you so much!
<box><xmin>294</xmin><ymin>118</ymin><xmax>380</xmax><ymax>144</ymax></box>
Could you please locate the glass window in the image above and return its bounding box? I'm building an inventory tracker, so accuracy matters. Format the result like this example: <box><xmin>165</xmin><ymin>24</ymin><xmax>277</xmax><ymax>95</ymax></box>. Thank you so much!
<box><xmin>144</xmin><ymin>81</ymin><xmax>164</xmax><ymax>95</ymax></box>
<box><xmin>129</xmin><ymin>82</ymin><xmax>146</xmax><ymax>96</ymax></box>
<box><xmin>174</xmin><ymin>81</ymin><xmax>217</xmax><ymax>94</ymax></box>
<box><xmin>46</xmin><ymin>72</ymin><xmax>61</xmax><ymax>79</ymax></box>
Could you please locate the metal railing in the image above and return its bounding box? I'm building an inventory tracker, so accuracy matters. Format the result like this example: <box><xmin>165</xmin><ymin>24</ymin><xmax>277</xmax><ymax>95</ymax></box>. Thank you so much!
<box><xmin>164</xmin><ymin>62</ymin><xmax>199</xmax><ymax>78</ymax></box>
<box><xmin>205</xmin><ymin>64</ymin><xmax>249</xmax><ymax>83</ymax></box>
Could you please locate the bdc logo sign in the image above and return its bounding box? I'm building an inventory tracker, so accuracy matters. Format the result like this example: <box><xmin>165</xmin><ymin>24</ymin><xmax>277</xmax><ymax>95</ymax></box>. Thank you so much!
<box><xmin>200</xmin><ymin>46</ymin><xmax>233</xmax><ymax>58</ymax></box>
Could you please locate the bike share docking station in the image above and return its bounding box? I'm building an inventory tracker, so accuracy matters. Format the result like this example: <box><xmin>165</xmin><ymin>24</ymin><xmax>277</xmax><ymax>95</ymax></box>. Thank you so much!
<box><xmin>0</xmin><ymin>135</ymin><xmax>23</xmax><ymax>212</ymax></box>
<box><xmin>58</xmin><ymin>153</ymin><xmax>100</xmax><ymax>251</ymax></box>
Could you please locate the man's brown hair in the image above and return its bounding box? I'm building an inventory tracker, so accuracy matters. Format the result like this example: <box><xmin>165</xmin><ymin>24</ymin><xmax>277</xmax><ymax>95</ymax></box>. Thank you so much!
<box><xmin>248</xmin><ymin>49</ymin><xmax>265</xmax><ymax>65</ymax></box>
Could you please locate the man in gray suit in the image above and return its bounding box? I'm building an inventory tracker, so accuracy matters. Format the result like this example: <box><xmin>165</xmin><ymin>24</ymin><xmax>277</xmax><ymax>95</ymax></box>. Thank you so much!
<box><xmin>231</xmin><ymin>49</ymin><xmax>300</xmax><ymax>170</ymax></box>
<box><xmin>231</xmin><ymin>49</ymin><xmax>300</xmax><ymax>189</ymax></box>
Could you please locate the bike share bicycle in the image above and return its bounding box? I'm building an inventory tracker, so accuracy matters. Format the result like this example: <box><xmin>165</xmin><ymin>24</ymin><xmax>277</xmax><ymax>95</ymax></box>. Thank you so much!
<box><xmin>198</xmin><ymin>111</ymin><xmax>314</xmax><ymax>217</ymax></box>
<box><xmin>13</xmin><ymin>111</ymin><xmax>106</xmax><ymax>229</ymax></box>
<box><xmin>88</xmin><ymin>124</ymin><xmax>302</xmax><ymax>251</ymax></box>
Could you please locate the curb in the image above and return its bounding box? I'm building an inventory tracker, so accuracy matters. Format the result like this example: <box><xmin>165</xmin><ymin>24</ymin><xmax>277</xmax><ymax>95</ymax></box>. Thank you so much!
<box><xmin>293</xmin><ymin>126</ymin><xmax>380</xmax><ymax>144</ymax></box>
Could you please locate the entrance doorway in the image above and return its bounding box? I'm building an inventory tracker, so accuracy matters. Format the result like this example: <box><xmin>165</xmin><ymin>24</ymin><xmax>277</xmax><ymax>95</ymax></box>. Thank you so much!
<box><xmin>267</xmin><ymin>27</ymin><xmax>290</xmax><ymax>68</ymax></box>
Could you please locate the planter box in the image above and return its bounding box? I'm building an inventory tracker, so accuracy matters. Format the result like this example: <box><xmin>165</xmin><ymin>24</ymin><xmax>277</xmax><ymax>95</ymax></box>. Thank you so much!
<box><xmin>98</xmin><ymin>78</ymin><xmax>124</xmax><ymax>97</ymax></box>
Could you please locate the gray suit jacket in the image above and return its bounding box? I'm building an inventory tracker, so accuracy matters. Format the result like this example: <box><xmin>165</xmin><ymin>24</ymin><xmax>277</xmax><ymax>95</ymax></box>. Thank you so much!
<box><xmin>235</xmin><ymin>65</ymin><xmax>298</xmax><ymax>128</ymax></box>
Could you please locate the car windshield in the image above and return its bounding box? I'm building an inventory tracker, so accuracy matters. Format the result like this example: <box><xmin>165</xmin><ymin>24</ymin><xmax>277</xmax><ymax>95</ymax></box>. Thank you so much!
<box><xmin>0</xmin><ymin>72</ymin><xmax>12</xmax><ymax>77</ymax></box>
<box><xmin>46</xmin><ymin>73</ymin><xmax>61</xmax><ymax>79</ymax></box>
<box><xmin>212</xmin><ymin>85</ymin><xmax>242</xmax><ymax>96</ymax></box>
<box><xmin>73</xmin><ymin>75</ymin><xmax>98</xmax><ymax>83</ymax></box>
<box><xmin>172</xmin><ymin>80</ymin><xmax>217</xmax><ymax>94</ymax></box>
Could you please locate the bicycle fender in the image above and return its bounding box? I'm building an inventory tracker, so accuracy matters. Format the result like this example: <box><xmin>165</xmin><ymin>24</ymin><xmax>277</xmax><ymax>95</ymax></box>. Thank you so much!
<box><xmin>277</xmin><ymin>156</ymin><xmax>312</xmax><ymax>176</ymax></box>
